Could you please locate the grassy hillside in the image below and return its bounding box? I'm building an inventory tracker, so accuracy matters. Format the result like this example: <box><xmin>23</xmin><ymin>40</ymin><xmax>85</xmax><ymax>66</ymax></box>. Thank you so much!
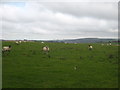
<box><xmin>2</xmin><ymin>41</ymin><xmax>119</xmax><ymax>88</ymax></box>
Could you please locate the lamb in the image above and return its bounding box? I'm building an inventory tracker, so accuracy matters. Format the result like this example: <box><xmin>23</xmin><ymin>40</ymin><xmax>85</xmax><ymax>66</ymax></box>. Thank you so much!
<box><xmin>2</xmin><ymin>45</ymin><xmax>12</xmax><ymax>53</ymax></box>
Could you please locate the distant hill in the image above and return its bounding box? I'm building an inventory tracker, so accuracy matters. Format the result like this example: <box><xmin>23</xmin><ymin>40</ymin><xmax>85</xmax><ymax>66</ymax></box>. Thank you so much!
<box><xmin>47</xmin><ymin>38</ymin><xmax>118</xmax><ymax>43</ymax></box>
<box><xmin>2</xmin><ymin>38</ymin><xmax>118</xmax><ymax>43</ymax></box>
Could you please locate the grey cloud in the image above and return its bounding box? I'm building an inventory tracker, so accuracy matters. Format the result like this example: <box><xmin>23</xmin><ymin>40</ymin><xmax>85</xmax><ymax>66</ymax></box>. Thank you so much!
<box><xmin>1</xmin><ymin>1</ymin><xmax>118</xmax><ymax>40</ymax></box>
<box><xmin>40</xmin><ymin>2</ymin><xmax>118</xmax><ymax>20</ymax></box>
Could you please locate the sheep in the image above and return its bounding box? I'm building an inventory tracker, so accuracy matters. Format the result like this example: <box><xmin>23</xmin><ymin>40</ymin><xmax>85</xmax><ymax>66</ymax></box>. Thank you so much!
<box><xmin>42</xmin><ymin>46</ymin><xmax>49</xmax><ymax>54</ymax></box>
<box><xmin>109</xmin><ymin>43</ymin><xmax>112</xmax><ymax>46</ymax></box>
<box><xmin>64</xmin><ymin>42</ymin><xmax>67</xmax><ymax>44</ymax></box>
<box><xmin>19</xmin><ymin>40</ymin><xmax>22</xmax><ymax>43</ymax></box>
<box><xmin>88</xmin><ymin>45</ymin><xmax>93</xmax><ymax>50</ymax></box>
<box><xmin>106</xmin><ymin>43</ymin><xmax>112</xmax><ymax>46</ymax></box>
<box><xmin>42</xmin><ymin>46</ymin><xmax>50</xmax><ymax>58</ymax></box>
<box><xmin>101</xmin><ymin>43</ymin><xmax>104</xmax><ymax>46</ymax></box>
<box><xmin>15</xmin><ymin>41</ymin><xmax>19</xmax><ymax>45</ymax></box>
<box><xmin>15</xmin><ymin>40</ymin><xmax>22</xmax><ymax>45</ymax></box>
<box><xmin>2</xmin><ymin>45</ymin><xmax>12</xmax><ymax>53</ymax></box>
<box><xmin>41</xmin><ymin>42</ymin><xmax>44</xmax><ymax>43</ymax></box>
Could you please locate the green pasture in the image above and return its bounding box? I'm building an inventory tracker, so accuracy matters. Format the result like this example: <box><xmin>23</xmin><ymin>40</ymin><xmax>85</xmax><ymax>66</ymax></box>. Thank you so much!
<box><xmin>2</xmin><ymin>41</ymin><xmax>119</xmax><ymax>88</ymax></box>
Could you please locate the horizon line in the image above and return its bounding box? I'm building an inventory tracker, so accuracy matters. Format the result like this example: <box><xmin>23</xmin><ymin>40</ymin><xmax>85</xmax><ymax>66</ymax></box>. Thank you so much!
<box><xmin>0</xmin><ymin>37</ymin><xmax>119</xmax><ymax>41</ymax></box>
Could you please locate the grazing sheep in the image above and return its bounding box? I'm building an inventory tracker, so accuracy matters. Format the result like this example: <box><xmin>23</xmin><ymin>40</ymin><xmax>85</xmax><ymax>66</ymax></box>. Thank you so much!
<box><xmin>41</xmin><ymin>42</ymin><xmax>44</xmax><ymax>43</ymax></box>
<box><xmin>64</xmin><ymin>42</ymin><xmax>67</xmax><ymax>44</ymax></box>
<box><xmin>42</xmin><ymin>46</ymin><xmax>49</xmax><ymax>54</ymax></box>
<box><xmin>109</xmin><ymin>43</ymin><xmax>112</xmax><ymax>46</ymax></box>
<box><xmin>88</xmin><ymin>45</ymin><xmax>93</xmax><ymax>50</ymax></box>
<box><xmin>101</xmin><ymin>43</ymin><xmax>104</xmax><ymax>46</ymax></box>
<box><xmin>2</xmin><ymin>45</ymin><xmax>12</xmax><ymax>53</ymax></box>
<box><xmin>15</xmin><ymin>41</ymin><xmax>22</xmax><ymax>45</ymax></box>
<box><xmin>19</xmin><ymin>41</ymin><xmax>22</xmax><ymax>43</ymax></box>
<box><xmin>15</xmin><ymin>41</ymin><xmax>19</xmax><ymax>45</ymax></box>
<box><xmin>42</xmin><ymin>46</ymin><xmax>50</xmax><ymax>58</ymax></box>
<box><xmin>106</xmin><ymin>43</ymin><xmax>112</xmax><ymax>46</ymax></box>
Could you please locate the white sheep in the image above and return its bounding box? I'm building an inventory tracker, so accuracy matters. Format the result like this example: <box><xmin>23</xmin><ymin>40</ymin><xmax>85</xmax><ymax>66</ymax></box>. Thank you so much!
<box><xmin>101</xmin><ymin>43</ymin><xmax>104</xmax><ymax>46</ymax></box>
<box><xmin>64</xmin><ymin>42</ymin><xmax>67</xmax><ymax>44</ymax></box>
<box><xmin>41</xmin><ymin>42</ymin><xmax>44</xmax><ymax>44</ymax></box>
<box><xmin>15</xmin><ymin>41</ymin><xmax>19</xmax><ymax>45</ymax></box>
<box><xmin>106</xmin><ymin>43</ymin><xmax>112</xmax><ymax>46</ymax></box>
<box><xmin>109</xmin><ymin>43</ymin><xmax>112</xmax><ymax>45</ymax></box>
<box><xmin>2</xmin><ymin>45</ymin><xmax>12</xmax><ymax>53</ymax></box>
<box><xmin>19</xmin><ymin>41</ymin><xmax>22</xmax><ymax>43</ymax></box>
<box><xmin>42</xmin><ymin>46</ymin><xmax>50</xmax><ymax>58</ymax></box>
<box><xmin>88</xmin><ymin>45</ymin><xmax>93</xmax><ymax>50</ymax></box>
<box><xmin>42</xmin><ymin>46</ymin><xmax>49</xmax><ymax>54</ymax></box>
<box><xmin>15</xmin><ymin>40</ymin><xmax>22</xmax><ymax>45</ymax></box>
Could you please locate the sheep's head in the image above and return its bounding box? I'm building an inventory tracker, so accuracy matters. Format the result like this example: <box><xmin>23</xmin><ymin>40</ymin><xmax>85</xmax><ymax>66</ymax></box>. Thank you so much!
<box><xmin>9</xmin><ymin>45</ymin><xmax>11</xmax><ymax>48</ymax></box>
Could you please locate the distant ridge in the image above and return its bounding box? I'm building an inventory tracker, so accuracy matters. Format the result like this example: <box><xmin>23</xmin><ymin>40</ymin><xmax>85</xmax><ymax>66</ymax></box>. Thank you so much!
<box><xmin>2</xmin><ymin>38</ymin><xmax>118</xmax><ymax>43</ymax></box>
<box><xmin>47</xmin><ymin>38</ymin><xmax>118</xmax><ymax>43</ymax></box>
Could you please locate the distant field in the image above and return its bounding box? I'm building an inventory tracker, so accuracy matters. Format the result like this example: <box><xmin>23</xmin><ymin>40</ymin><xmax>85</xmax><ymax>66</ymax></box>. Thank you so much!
<box><xmin>2</xmin><ymin>41</ymin><xmax>119</xmax><ymax>88</ymax></box>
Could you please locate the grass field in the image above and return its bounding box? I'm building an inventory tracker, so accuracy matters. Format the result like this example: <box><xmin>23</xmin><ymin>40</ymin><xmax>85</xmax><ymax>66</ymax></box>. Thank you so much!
<box><xmin>2</xmin><ymin>41</ymin><xmax>119</xmax><ymax>88</ymax></box>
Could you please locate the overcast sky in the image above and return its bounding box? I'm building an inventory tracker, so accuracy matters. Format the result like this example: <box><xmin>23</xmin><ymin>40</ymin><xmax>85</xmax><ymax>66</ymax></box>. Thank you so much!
<box><xmin>0</xmin><ymin>0</ymin><xmax>119</xmax><ymax>40</ymax></box>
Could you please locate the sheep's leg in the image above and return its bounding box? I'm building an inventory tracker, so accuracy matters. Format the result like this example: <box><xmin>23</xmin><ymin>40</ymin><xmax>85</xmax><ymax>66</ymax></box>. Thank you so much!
<box><xmin>43</xmin><ymin>51</ymin><xmax>46</xmax><ymax>55</ymax></box>
<box><xmin>47</xmin><ymin>51</ymin><xmax>51</xmax><ymax>58</ymax></box>
<box><xmin>48</xmin><ymin>54</ymin><xmax>51</xmax><ymax>58</ymax></box>
<box><xmin>45</xmin><ymin>51</ymin><xmax>50</xmax><ymax>58</ymax></box>
<box><xmin>46</xmin><ymin>52</ymin><xmax>48</xmax><ymax>55</ymax></box>
<box><xmin>7</xmin><ymin>52</ymin><xmax>9</xmax><ymax>55</ymax></box>
<box><xmin>89</xmin><ymin>48</ymin><xmax>92</xmax><ymax>51</ymax></box>
<box><xmin>2</xmin><ymin>51</ymin><xmax>7</xmax><ymax>56</ymax></box>
<box><xmin>2</xmin><ymin>51</ymin><xmax>5</xmax><ymax>56</ymax></box>
<box><xmin>8</xmin><ymin>50</ymin><xmax>10</xmax><ymax>52</ymax></box>
<box><xmin>2</xmin><ymin>51</ymin><xmax>4</xmax><ymax>54</ymax></box>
